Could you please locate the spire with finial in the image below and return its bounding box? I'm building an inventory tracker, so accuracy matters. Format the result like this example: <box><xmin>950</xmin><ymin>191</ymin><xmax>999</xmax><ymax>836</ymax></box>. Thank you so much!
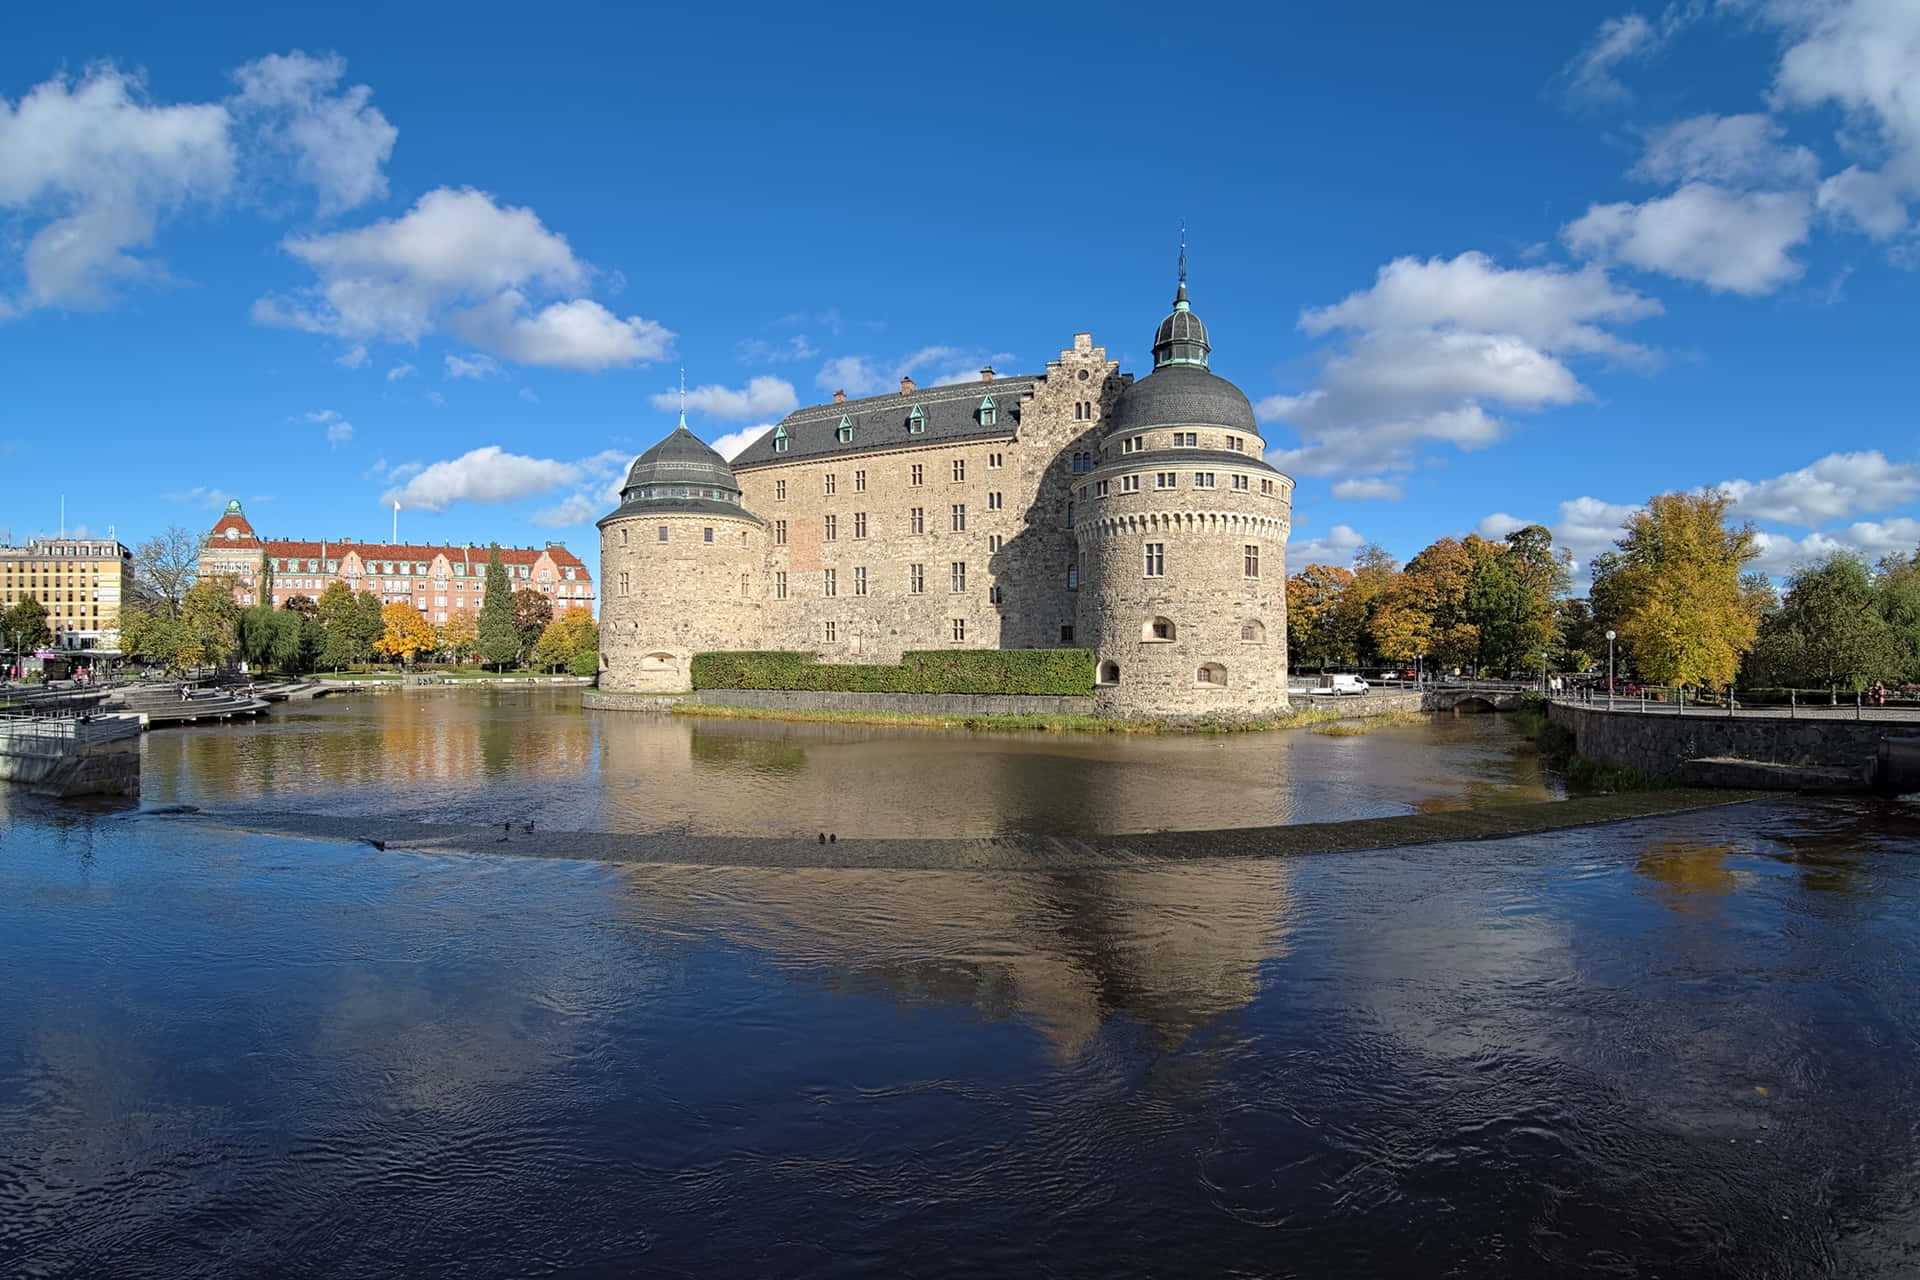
<box><xmin>1176</xmin><ymin>220</ymin><xmax>1189</xmax><ymax>308</ymax></box>
<box><xmin>678</xmin><ymin>367</ymin><xmax>688</xmax><ymax>429</ymax></box>
<box><xmin>1152</xmin><ymin>222</ymin><xmax>1211</xmax><ymax>369</ymax></box>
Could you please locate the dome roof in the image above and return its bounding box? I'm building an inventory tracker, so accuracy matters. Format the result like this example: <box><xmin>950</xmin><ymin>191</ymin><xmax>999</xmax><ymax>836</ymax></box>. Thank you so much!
<box><xmin>621</xmin><ymin>419</ymin><xmax>741</xmax><ymax>499</ymax></box>
<box><xmin>1151</xmin><ymin>281</ymin><xmax>1211</xmax><ymax>369</ymax></box>
<box><xmin>1104</xmin><ymin>361</ymin><xmax>1257</xmax><ymax>439</ymax></box>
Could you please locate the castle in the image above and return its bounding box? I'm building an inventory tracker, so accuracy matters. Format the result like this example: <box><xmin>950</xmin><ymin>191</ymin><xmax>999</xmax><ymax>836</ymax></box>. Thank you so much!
<box><xmin>597</xmin><ymin>277</ymin><xmax>1295</xmax><ymax>718</ymax></box>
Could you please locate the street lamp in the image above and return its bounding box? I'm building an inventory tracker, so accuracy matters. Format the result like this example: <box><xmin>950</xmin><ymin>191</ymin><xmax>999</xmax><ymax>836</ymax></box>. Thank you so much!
<box><xmin>1606</xmin><ymin>630</ymin><xmax>1617</xmax><ymax>709</ymax></box>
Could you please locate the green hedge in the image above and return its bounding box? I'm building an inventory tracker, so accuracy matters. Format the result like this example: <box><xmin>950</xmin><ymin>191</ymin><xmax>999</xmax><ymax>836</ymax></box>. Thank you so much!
<box><xmin>691</xmin><ymin>649</ymin><xmax>1095</xmax><ymax>696</ymax></box>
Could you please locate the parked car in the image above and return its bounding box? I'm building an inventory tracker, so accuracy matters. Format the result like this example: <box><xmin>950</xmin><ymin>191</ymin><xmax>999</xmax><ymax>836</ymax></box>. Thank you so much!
<box><xmin>1328</xmin><ymin>674</ymin><xmax>1370</xmax><ymax>696</ymax></box>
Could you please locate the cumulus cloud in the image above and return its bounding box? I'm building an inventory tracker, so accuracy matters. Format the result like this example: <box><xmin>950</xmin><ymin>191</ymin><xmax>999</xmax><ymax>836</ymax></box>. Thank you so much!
<box><xmin>1260</xmin><ymin>252</ymin><xmax>1658</xmax><ymax>478</ymax></box>
<box><xmin>334</xmin><ymin>344</ymin><xmax>369</xmax><ymax>368</ymax></box>
<box><xmin>230</xmin><ymin>51</ymin><xmax>395</xmax><ymax>215</ymax></box>
<box><xmin>1331</xmin><ymin>476</ymin><xmax>1404</xmax><ymax>501</ymax></box>
<box><xmin>1287</xmin><ymin>523</ymin><xmax>1367</xmax><ymax>569</ymax></box>
<box><xmin>650</xmin><ymin>376</ymin><xmax>796</xmax><ymax>422</ymax></box>
<box><xmin>1564</xmin><ymin>3</ymin><xmax>1705</xmax><ymax>102</ymax></box>
<box><xmin>444</xmin><ymin>352</ymin><xmax>502</xmax><ymax>380</ymax></box>
<box><xmin>386</xmin><ymin>361</ymin><xmax>416</xmax><ymax>381</ymax></box>
<box><xmin>1721</xmin><ymin>449</ymin><xmax>1920</xmax><ymax>526</ymax></box>
<box><xmin>814</xmin><ymin>345</ymin><xmax>1012</xmax><ymax>397</ymax></box>
<box><xmin>1473</xmin><ymin>512</ymin><xmax>1529</xmax><ymax>541</ymax></box>
<box><xmin>1563</xmin><ymin>183</ymin><xmax>1813</xmax><ymax>294</ymax></box>
<box><xmin>253</xmin><ymin>186</ymin><xmax>673</xmax><ymax>370</ymax></box>
<box><xmin>379</xmin><ymin>445</ymin><xmax>625</xmax><ymax>512</ymax></box>
<box><xmin>307</xmin><ymin>407</ymin><xmax>354</xmax><ymax>447</ymax></box>
<box><xmin>1751</xmin><ymin>517</ymin><xmax>1920</xmax><ymax>576</ymax></box>
<box><xmin>530</xmin><ymin>494</ymin><xmax>601</xmax><ymax>528</ymax></box>
<box><xmin>706</xmin><ymin>423</ymin><xmax>774</xmax><ymax>461</ymax></box>
<box><xmin>1631</xmin><ymin>113</ymin><xmax>1820</xmax><ymax>188</ymax></box>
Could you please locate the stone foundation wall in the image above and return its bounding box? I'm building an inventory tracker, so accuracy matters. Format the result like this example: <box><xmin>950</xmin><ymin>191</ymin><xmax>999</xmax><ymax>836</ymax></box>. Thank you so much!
<box><xmin>0</xmin><ymin>715</ymin><xmax>142</xmax><ymax>796</ymax></box>
<box><xmin>1548</xmin><ymin>700</ymin><xmax>1893</xmax><ymax>781</ymax></box>
<box><xmin>690</xmin><ymin>689</ymin><xmax>1095</xmax><ymax>717</ymax></box>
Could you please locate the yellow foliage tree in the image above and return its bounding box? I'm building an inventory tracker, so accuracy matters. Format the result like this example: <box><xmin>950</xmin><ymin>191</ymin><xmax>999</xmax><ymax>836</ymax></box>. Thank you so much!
<box><xmin>1599</xmin><ymin>490</ymin><xmax>1759</xmax><ymax>690</ymax></box>
<box><xmin>438</xmin><ymin>613</ymin><xmax>477</xmax><ymax>662</ymax></box>
<box><xmin>374</xmin><ymin>603</ymin><xmax>435</xmax><ymax>663</ymax></box>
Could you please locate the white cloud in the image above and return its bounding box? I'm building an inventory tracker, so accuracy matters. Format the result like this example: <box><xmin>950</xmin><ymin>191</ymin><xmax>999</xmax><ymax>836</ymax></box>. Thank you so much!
<box><xmin>426</xmin><ymin>391</ymin><xmax>445</xmax><ymax>407</ymax></box>
<box><xmin>1552</xmin><ymin>496</ymin><xmax>1641</xmax><ymax>566</ymax></box>
<box><xmin>0</xmin><ymin>64</ymin><xmax>234</xmax><ymax>315</ymax></box>
<box><xmin>163</xmin><ymin>485</ymin><xmax>239</xmax><ymax>509</ymax></box>
<box><xmin>1751</xmin><ymin>517</ymin><xmax>1920</xmax><ymax>576</ymax></box>
<box><xmin>386</xmin><ymin>361</ymin><xmax>416</xmax><ymax>381</ymax></box>
<box><xmin>530</xmin><ymin>494</ymin><xmax>601</xmax><ymax>528</ymax></box>
<box><xmin>1286</xmin><ymin>524</ymin><xmax>1367</xmax><ymax>569</ymax></box>
<box><xmin>1473</xmin><ymin>512</ymin><xmax>1529</xmax><ymax>541</ymax></box>
<box><xmin>1721</xmin><ymin>449</ymin><xmax>1920</xmax><ymax>526</ymax></box>
<box><xmin>707</xmin><ymin>423</ymin><xmax>774</xmax><ymax>461</ymax></box>
<box><xmin>1261</xmin><ymin>252</ymin><xmax>1658</xmax><ymax>478</ymax></box>
<box><xmin>518</xmin><ymin>386</ymin><xmax>539</xmax><ymax>404</ymax></box>
<box><xmin>334</xmin><ymin>344</ymin><xmax>369</xmax><ymax>369</ymax></box>
<box><xmin>379</xmin><ymin>445</ymin><xmax>624</xmax><ymax>512</ymax></box>
<box><xmin>230</xmin><ymin>51</ymin><xmax>395</xmax><ymax>215</ymax></box>
<box><xmin>1631</xmin><ymin>113</ymin><xmax>1820</xmax><ymax>188</ymax></box>
<box><xmin>1564</xmin><ymin>183</ymin><xmax>1812</xmax><ymax>294</ymax></box>
<box><xmin>306</xmin><ymin>407</ymin><xmax>354</xmax><ymax>446</ymax></box>
<box><xmin>444</xmin><ymin>352</ymin><xmax>502</xmax><ymax>380</ymax></box>
<box><xmin>1816</xmin><ymin>164</ymin><xmax>1911</xmax><ymax>238</ymax></box>
<box><xmin>254</xmin><ymin>186</ymin><xmax>673</xmax><ymax>371</ymax></box>
<box><xmin>736</xmin><ymin>334</ymin><xmax>819</xmax><ymax>363</ymax></box>
<box><xmin>651</xmin><ymin>376</ymin><xmax>797</xmax><ymax>422</ymax></box>
<box><xmin>1331</xmin><ymin>476</ymin><xmax>1404</xmax><ymax>501</ymax></box>
<box><xmin>1564</xmin><ymin>4</ymin><xmax>1706</xmax><ymax>102</ymax></box>
<box><xmin>814</xmin><ymin>345</ymin><xmax>1012</xmax><ymax>397</ymax></box>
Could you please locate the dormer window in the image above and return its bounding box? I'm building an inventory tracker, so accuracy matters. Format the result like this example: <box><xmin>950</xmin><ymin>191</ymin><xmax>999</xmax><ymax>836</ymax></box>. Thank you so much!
<box><xmin>772</xmin><ymin>424</ymin><xmax>790</xmax><ymax>453</ymax></box>
<box><xmin>907</xmin><ymin>405</ymin><xmax>926</xmax><ymax>434</ymax></box>
<box><xmin>836</xmin><ymin>415</ymin><xmax>854</xmax><ymax>443</ymax></box>
<box><xmin>979</xmin><ymin>396</ymin><xmax>997</xmax><ymax>427</ymax></box>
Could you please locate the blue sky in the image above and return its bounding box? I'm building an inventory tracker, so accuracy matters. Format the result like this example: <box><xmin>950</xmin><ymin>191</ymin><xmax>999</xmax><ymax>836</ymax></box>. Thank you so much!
<box><xmin>2</xmin><ymin>0</ymin><xmax>1916</xmax><ymax>587</ymax></box>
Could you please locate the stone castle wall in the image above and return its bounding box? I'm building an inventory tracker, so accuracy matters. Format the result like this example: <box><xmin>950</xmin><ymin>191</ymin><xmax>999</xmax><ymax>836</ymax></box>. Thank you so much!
<box><xmin>599</xmin><ymin>513</ymin><xmax>763</xmax><ymax>692</ymax></box>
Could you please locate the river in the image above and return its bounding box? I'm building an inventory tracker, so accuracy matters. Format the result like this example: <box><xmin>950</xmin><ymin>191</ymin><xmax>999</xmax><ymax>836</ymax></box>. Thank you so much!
<box><xmin>2</xmin><ymin>690</ymin><xmax>1917</xmax><ymax>1277</ymax></box>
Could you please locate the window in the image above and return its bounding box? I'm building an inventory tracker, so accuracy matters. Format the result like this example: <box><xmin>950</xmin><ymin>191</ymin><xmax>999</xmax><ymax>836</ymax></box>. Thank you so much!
<box><xmin>1123</xmin><ymin>435</ymin><xmax>1145</xmax><ymax>454</ymax></box>
<box><xmin>618</xmin><ymin>572</ymin><xmax>630</xmax><ymax>596</ymax></box>
<box><xmin>854</xmin><ymin>566</ymin><xmax>867</xmax><ymax>596</ymax></box>
<box><xmin>773</xmin><ymin>425</ymin><xmax>790</xmax><ymax>452</ymax></box>
<box><xmin>1066</xmin><ymin>501</ymin><xmax>1075</xmax><ymax>526</ymax></box>
<box><xmin>1072</xmin><ymin>451</ymin><xmax>1092</xmax><ymax>473</ymax></box>
<box><xmin>978</xmin><ymin>396</ymin><xmax>996</xmax><ymax>426</ymax></box>
<box><xmin>911</xmin><ymin>463</ymin><xmax>924</xmax><ymax>486</ymax></box>
<box><xmin>775</xmin><ymin>520</ymin><xmax>788</xmax><ymax>545</ymax></box>
<box><xmin>909</xmin><ymin>564</ymin><xmax>925</xmax><ymax>594</ymax></box>
<box><xmin>1095</xmin><ymin>479</ymin><xmax>1110</xmax><ymax>497</ymax></box>
<box><xmin>987</xmin><ymin>491</ymin><xmax>1002</xmax><ymax>510</ymax></box>
<box><xmin>910</xmin><ymin>507</ymin><xmax>925</xmax><ymax>534</ymax></box>
<box><xmin>1156</xmin><ymin>472</ymin><xmax>1177</xmax><ymax>489</ymax></box>
<box><xmin>1075</xmin><ymin>400</ymin><xmax>1096</xmax><ymax>421</ymax></box>
<box><xmin>776</xmin><ymin>572</ymin><xmax>788</xmax><ymax>599</ymax></box>
<box><xmin>704</xmin><ymin>527</ymin><xmax>714</xmax><ymax>543</ymax></box>
<box><xmin>1195</xmin><ymin>472</ymin><xmax>1215</xmax><ymax>488</ymax></box>
<box><xmin>854</xmin><ymin>469</ymin><xmax>866</xmax><ymax>492</ymax></box>
<box><xmin>1244</xmin><ymin>544</ymin><xmax>1260</xmax><ymax>577</ymax></box>
<box><xmin>1144</xmin><ymin>616</ymin><xmax>1176</xmax><ymax>641</ymax></box>
<box><xmin>951</xmin><ymin>561</ymin><xmax>967</xmax><ymax>592</ymax></box>
<box><xmin>1232</xmin><ymin>473</ymin><xmax>1249</xmax><ymax>491</ymax></box>
<box><xmin>1060</xmin><ymin>624</ymin><xmax>1075</xmax><ymax>643</ymax></box>
<box><xmin>776</xmin><ymin>479</ymin><xmax>787</xmax><ymax>501</ymax></box>
<box><xmin>1122</xmin><ymin>474</ymin><xmax>1141</xmax><ymax>493</ymax></box>
<box><xmin>826</xmin><ymin>621</ymin><xmax>837</xmax><ymax>642</ymax></box>
<box><xmin>823</xmin><ymin>568</ymin><xmax>837</xmax><ymax>597</ymax></box>
<box><xmin>907</xmin><ymin>404</ymin><xmax>926</xmax><ymax>433</ymax></box>
<box><xmin>1067</xmin><ymin>565</ymin><xmax>1078</xmax><ymax>589</ymax></box>
<box><xmin>1241</xmin><ymin>620</ymin><xmax>1266</xmax><ymax>643</ymax></box>
<box><xmin>1261</xmin><ymin>478</ymin><xmax>1276</xmax><ymax>495</ymax></box>
<box><xmin>658</xmin><ymin>526</ymin><xmax>669</xmax><ymax>542</ymax></box>
<box><xmin>1174</xmin><ymin>431</ymin><xmax>1198</xmax><ymax>447</ymax></box>
<box><xmin>1144</xmin><ymin>544</ymin><xmax>1165</xmax><ymax>577</ymax></box>
<box><xmin>988</xmin><ymin>453</ymin><xmax>1002</xmax><ymax>468</ymax></box>
<box><xmin>987</xmin><ymin>534</ymin><xmax>1002</xmax><ymax>552</ymax></box>
<box><xmin>825</xmin><ymin>515</ymin><xmax>838</xmax><ymax>540</ymax></box>
<box><xmin>836</xmin><ymin>416</ymin><xmax>854</xmax><ymax>443</ymax></box>
<box><xmin>1226</xmin><ymin>435</ymin><xmax>1245</xmax><ymax>452</ymax></box>
<box><xmin>952</xmin><ymin>458</ymin><xmax>966</xmax><ymax>482</ymax></box>
<box><xmin>854</xmin><ymin>512</ymin><xmax>867</xmax><ymax>539</ymax></box>
<box><xmin>951</xmin><ymin>617</ymin><xmax>967</xmax><ymax>641</ymax></box>
<box><xmin>1197</xmin><ymin>663</ymin><xmax>1227</xmax><ymax>686</ymax></box>
<box><xmin>825</xmin><ymin>473</ymin><xmax>837</xmax><ymax>496</ymax></box>
<box><xmin>1099</xmin><ymin>660</ymin><xmax>1119</xmax><ymax>684</ymax></box>
<box><xmin>951</xmin><ymin>504</ymin><xmax>966</xmax><ymax>531</ymax></box>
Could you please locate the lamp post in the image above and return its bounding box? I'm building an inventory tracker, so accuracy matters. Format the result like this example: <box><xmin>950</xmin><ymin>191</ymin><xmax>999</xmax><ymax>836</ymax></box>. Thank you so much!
<box><xmin>1606</xmin><ymin>630</ymin><xmax>1617</xmax><ymax>710</ymax></box>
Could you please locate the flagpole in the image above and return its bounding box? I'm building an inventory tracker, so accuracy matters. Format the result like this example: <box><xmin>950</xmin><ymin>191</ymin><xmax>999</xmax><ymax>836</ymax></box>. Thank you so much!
<box><xmin>393</xmin><ymin>500</ymin><xmax>399</xmax><ymax>543</ymax></box>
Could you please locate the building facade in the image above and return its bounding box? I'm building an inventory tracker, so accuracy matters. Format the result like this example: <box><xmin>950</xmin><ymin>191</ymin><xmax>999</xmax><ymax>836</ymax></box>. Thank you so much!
<box><xmin>1</xmin><ymin>536</ymin><xmax>134</xmax><ymax>651</ymax></box>
<box><xmin>598</xmin><ymin>280</ymin><xmax>1294</xmax><ymax>718</ymax></box>
<box><xmin>198</xmin><ymin>501</ymin><xmax>595</xmax><ymax>625</ymax></box>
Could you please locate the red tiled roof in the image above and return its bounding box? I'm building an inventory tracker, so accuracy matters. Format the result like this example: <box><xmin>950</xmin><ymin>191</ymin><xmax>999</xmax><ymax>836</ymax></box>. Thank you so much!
<box><xmin>207</xmin><ymin>513</ymin><xmax>259</xmax><ymax>542</ymax></box>
<box><xmin>257</xmin><ymin>539</ymin><xmax>590</xmax><ymax>575</ymax></box>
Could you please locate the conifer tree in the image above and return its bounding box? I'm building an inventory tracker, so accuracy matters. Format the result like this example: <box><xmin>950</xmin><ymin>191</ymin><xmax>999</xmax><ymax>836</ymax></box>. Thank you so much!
<box><xmin>476</xmin><ymin>544</ymin><xmax>518</xmax><ymax>668</ymax></box>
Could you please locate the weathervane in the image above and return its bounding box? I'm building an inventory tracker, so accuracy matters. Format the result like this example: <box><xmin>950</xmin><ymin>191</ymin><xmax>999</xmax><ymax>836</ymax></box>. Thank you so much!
<box><xmin>1178</xmin><ymin>219</ymin><xmax>1187</xmax><ymax>289</ymax></box>
<box><xmin>679</xmin><ymin>367</ymin><xmax>687</xmax><ymax>417</ymax></box>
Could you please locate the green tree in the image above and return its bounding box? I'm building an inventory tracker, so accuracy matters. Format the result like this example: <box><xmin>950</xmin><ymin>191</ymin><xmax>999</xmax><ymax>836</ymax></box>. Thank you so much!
<box><xmin>512</xmin><ymin>587</ymin><xmax>553</xmax><ymax>659</ymax></box>
<box><xmin>1747</xmin><ymin>551</ymin><xmax>1902</xmax><ymax>691</ymax></box>
<box><xmin>476</xmin><ymin>545</ymin><xmax>518</xmax><ymax>668</ymax></box>
<box><xmin>1878</xmin><ymin>551</ymin><xmax>1920</xmax><ymax>682</ymax></box>
<box><xmin>1593</xmin><ymin>490</ymin><xmax>1759</xmax><ymax>690</ymax></box>
<box><xmin>530</xmin><ymin>619</ymin><xmax>573</xmax><ymax>672</ymax></box>
<box><xmin>3</xmin><ymin>594</ymin><xmax>54</xmax><ymax>651</ymax></box>
<box><xmin>316</xmin><ymin>580</ymin><xmax>360</xmax><ymax>669</ymax></box>
<box><xmin>178</xmin><ymin>578</ymin><xmax>241</xmax><ymax>669</ymax></box>
<box><xmin>118</xmin><ymin>603</ymin><xmax>184</xmax><ymax>668</ymax></box>
<box><xmin>352</xmin><ymin>590</ymin><xmax>385</xmax><ymax>663</ymax></box>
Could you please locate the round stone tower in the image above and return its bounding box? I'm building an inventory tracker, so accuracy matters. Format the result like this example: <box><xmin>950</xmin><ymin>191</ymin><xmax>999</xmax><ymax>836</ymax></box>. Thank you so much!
<box><xmin>597</xmin><ymin>416</ymin><xmax>765</xmax><ymax>692</ymax></box>
<box><xmin>1076</xmin><ymin>275</ymin><xmax>1294</xmax><ymax>720</ymax></box>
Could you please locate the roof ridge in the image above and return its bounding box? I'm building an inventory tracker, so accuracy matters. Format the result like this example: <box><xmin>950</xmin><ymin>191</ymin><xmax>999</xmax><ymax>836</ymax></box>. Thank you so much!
<box><xmin>780</xmin><ymin>375</ymin><xmax>1040</xmax><ymax>424</ymax></box>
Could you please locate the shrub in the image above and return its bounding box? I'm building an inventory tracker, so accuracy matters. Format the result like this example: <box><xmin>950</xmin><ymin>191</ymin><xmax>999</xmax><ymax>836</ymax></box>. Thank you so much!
<box><xmin>691</xmin><ymin>649</ymin><xmax>1096</xmax><ymax>696</ymax></box>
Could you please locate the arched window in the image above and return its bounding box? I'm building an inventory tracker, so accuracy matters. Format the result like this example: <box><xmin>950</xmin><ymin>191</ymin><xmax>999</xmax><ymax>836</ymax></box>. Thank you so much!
<box><xmin>1142</xmin><ymin>616</ymin><xmax>1176</xmax><ymax>642</ymax></box>
<box><xmin>1240</xmin><ymin>620</ymin><xmax>1266</xmax><ymax>643</ymax></box>
<box><xmin>1099</xmin><ymin>660</ymin><xmax>1120</xmax><ymax>685</ymax></box>
<box><xmin>1196</xmin><ymin>663</ymin><xmax>1227</xmax><ymax>686</ymax></box>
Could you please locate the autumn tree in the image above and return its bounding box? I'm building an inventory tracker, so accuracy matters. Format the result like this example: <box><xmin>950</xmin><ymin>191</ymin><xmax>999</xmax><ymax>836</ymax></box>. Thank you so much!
<box><xmin>178</xmin><ymin>577</ymin><xmax>241</xmax><ymax>670</ymax></box>
<box><xmin>133</xmin><ymin>525</ymin><xmax>200</xmax><ymax>619</ymax></box>
<box><xmin>1286</xmin><ymin>564</ymin><xmax>1356</xmax><ymax>670</ymax></box>
<box><xmin>374</xmin><ymin>603</ymin><xmax>436</xmax><ymax>663</ymax></box>
<box><xmin>512</xmin><ymin>587</ymin><xmax>553</xmax><ymax>658</ymax></box>
<box><xmin>1593</xmin><ymin>490</ymin><xmax>1758</xmax><ymax>690</ymax></box>
<box><xmin>529</xmin><ymin>606</ymin><xmax>600</xmax><ymax>676</ymax></box>
<box><xmin>438</xmin><ymin>613</ymin><xmax>477</xmax><ymax>663</ymax></box>
<box><xmin>476</xmin><ymin>545</ymin><xmax>518</xmax><ymax>668</ymax></box>
<box><xmin>118</xmin><ymin>604</ymin><xmax>183</xmax><ymax>668</ymax></box>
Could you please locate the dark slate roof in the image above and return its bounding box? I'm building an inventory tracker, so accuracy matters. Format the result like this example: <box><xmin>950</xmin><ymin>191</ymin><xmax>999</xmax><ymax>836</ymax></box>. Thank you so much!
<box><xmin>597</xmin><ymin>497</ymin><xmax>763</xmax><ymax>529</ymax></box>
<box><xmin>731</xmin><ymin>376</ymin><xmax>1040</xmax><ymax>470</ymax></box>
<box><xmin>622</xmin><ymin>421</ymin><xmax>742</xmax><ymax>497</ymax></box>
<box><xmin>1103</xmin><ymin>362</ymin><xmax>1258</xmax><ymax>438</ymax></box>
<box><xmin>1087</xmin><ymin>447</ymin><xmax>1283</xmax><ymax>479</ymax></box>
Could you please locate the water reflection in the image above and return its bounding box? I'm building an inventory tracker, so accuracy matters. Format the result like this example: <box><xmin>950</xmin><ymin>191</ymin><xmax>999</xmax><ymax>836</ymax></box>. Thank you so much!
<box><xmin>1635</xmin><ymin>840</ymin><xmax>1745</xmax><ymax>911</ymax></box>
<box><xmin>138</xmin><ymin>690</ymin><xmax>1562</xmax><ymax>837</ymax></box>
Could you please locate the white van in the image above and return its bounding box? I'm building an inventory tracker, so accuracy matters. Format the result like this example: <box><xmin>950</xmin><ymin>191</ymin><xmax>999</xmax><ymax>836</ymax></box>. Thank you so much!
<box><xmin>1327</xmin><ymin>674</ymin><xmax>1370</xmax><ymax>696</ymax></box>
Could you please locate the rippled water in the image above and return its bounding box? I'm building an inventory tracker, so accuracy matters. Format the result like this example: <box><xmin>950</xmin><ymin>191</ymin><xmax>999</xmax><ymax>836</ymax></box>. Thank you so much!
<box><xmin>4</xmin><ymin>693</ymin><xmax>1919</xmax><ymax>1276</ymax></box>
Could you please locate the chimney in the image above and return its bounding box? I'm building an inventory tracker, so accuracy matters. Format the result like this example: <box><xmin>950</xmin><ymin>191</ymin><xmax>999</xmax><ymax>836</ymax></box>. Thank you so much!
<box><xmin>833</xmin><ymin>389</ymin><xmax>846</xmax><ymax>404</ymax></box>
<box><xmin>900</xmin><ymin>375</ymin><xmax>915</xmax><ymax>395</ymax></box>
<box><xmin>979</xmin><ymin>366</ymin><xmax>995</xmax><ymax>382</ymax></box>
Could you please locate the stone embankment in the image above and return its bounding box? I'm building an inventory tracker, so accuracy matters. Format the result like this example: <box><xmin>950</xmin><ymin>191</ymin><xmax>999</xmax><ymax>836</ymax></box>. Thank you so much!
<box><xmin>584</xmin><ymin>686</ymin><xmax>1434</xmax><ymax>722</ymax></box>
<box><xmin>0</xmin><ymin>714</ymin><xmax>142</xmax><ymax>796</ymax></box>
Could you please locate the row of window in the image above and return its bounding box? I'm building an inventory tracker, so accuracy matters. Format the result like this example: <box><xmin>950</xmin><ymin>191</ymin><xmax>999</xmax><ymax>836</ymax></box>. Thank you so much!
<box><xmin>770</xmin><ymin>399</ymin><xmax>1003</xmax><ymax>454</ymax></box>
<box><xmin>770</xmin><ymin>503</ymin><xmax>979</xmax><ymax>543</ymax></box>
<box><xmin>1094</xmin><ymin>660</ymin><xmax>1235</xmax><ymax>686</ymax></box>
<box><xmin>1137</xmin><ymin>543</ymin><xmax>1262</xmax><ymax>578</ymax></box>
<box><xmin>773</xmin><ymin>454</ymin><xmax>1008</xmax><ymax>502</ymax></box>
<box><xmin>1081</xmin><ymin>474</ymin><xmax>1276</xmax><ymax>498</ymax></box>
<box><xmin>628</xmin><ymin>485</ymin><xmax>743</xmax><ymax>506</ymax></box>
<box><xmin>1116</xmin><ymin>432</ymin><xmax>1251</xmax><ymax>454</ymax></box>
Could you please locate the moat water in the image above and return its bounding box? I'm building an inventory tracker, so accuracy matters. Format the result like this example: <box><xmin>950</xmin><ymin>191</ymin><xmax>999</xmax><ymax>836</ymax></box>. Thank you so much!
<box><xmin>4</xmin><ymin>689</ymin><xmax>1919</xmax><ymax>1276</ymax></box>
